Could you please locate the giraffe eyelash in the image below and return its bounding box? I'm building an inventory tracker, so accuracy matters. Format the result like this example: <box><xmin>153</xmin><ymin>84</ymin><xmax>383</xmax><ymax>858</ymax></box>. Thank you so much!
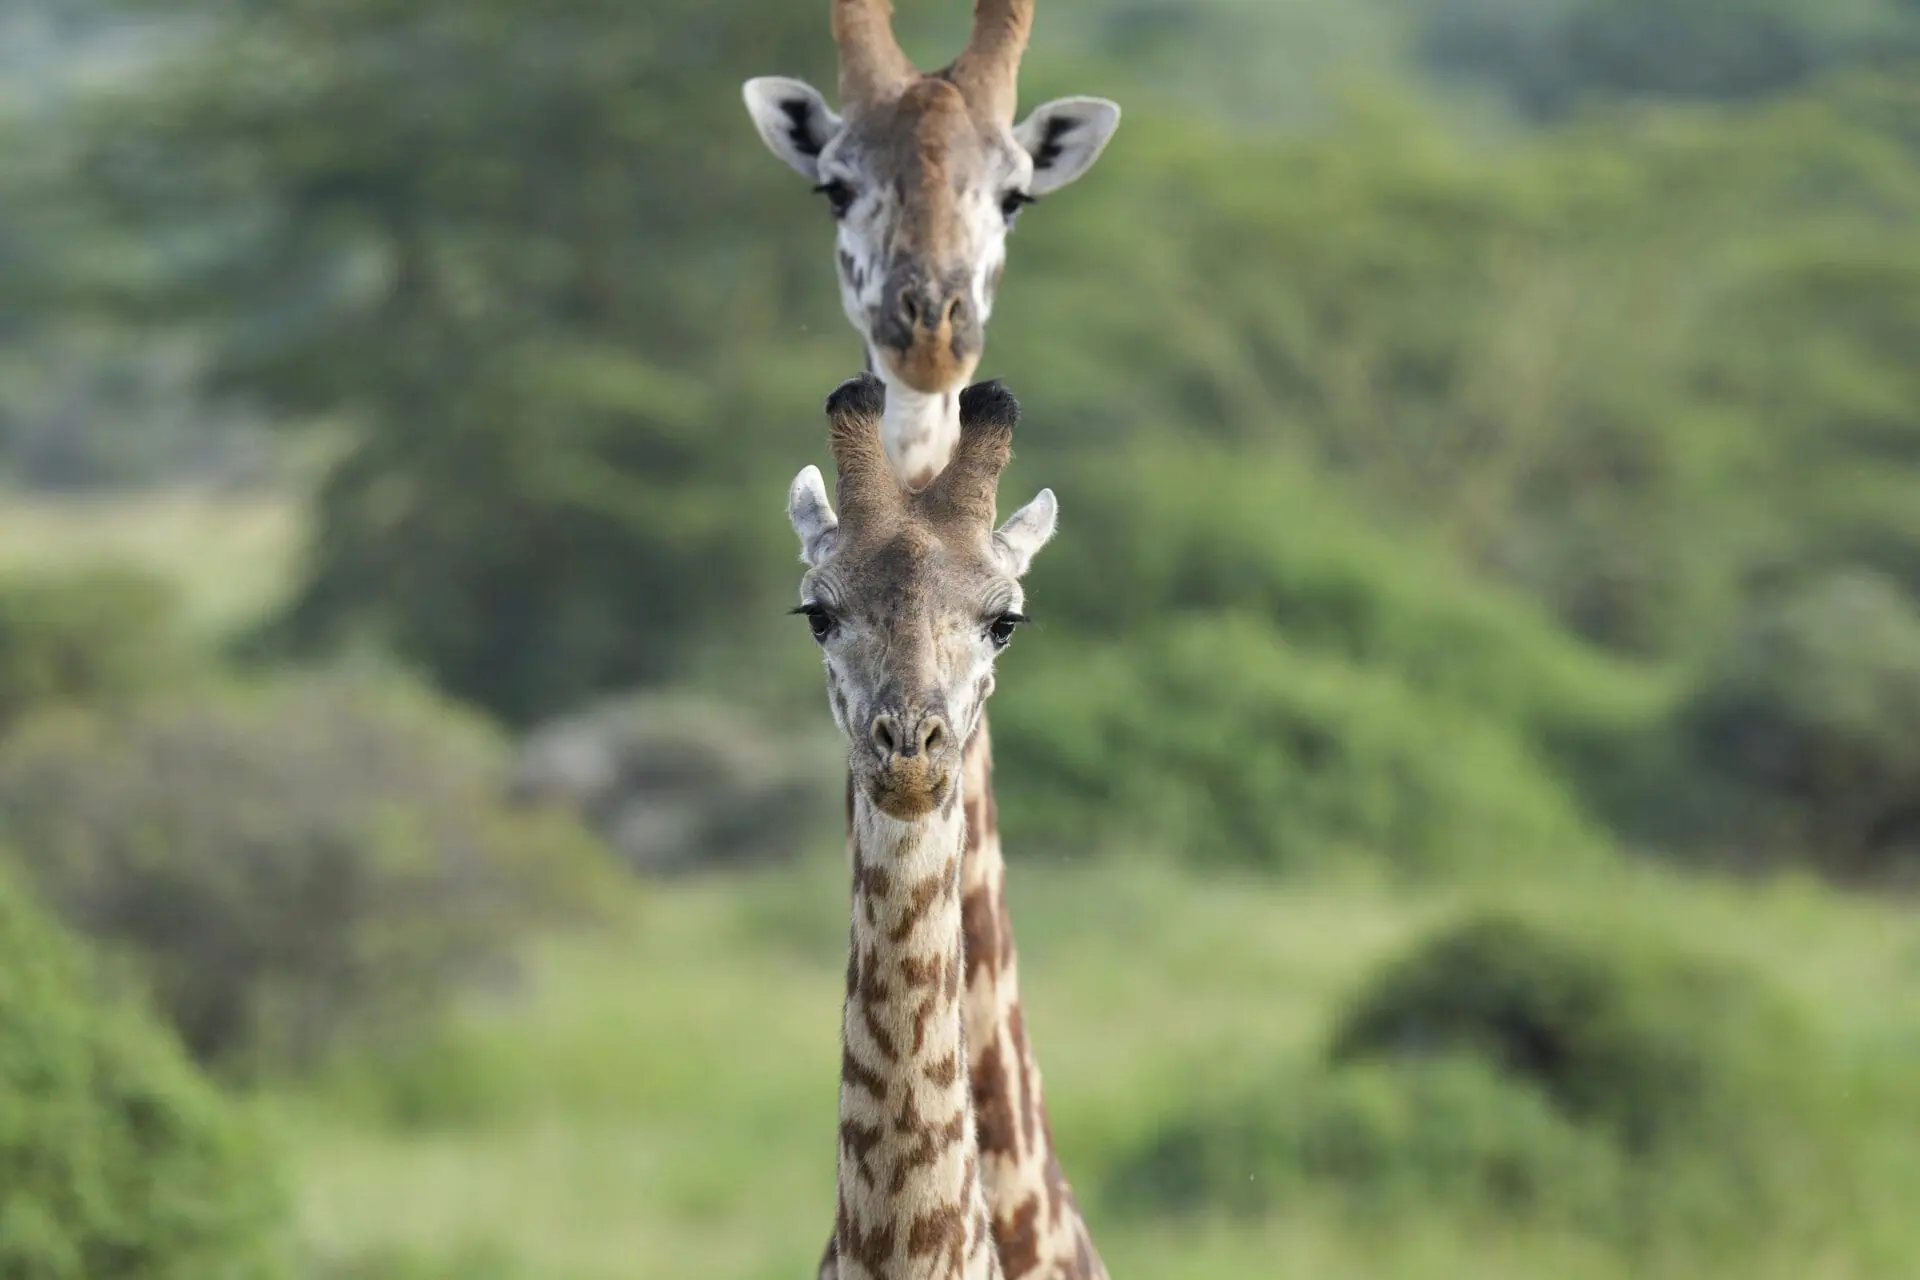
<box><xmin>813</xmin><ymin>180</ymin><xmax>855</xmax><ymax>218</ymax></box>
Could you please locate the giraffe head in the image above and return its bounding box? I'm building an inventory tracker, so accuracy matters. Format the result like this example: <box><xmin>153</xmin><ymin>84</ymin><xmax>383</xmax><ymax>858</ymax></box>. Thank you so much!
<box><xmin>789</xmin><ymin>373</ymin><xmax>1055</xmax><ymax>821</ymax></box>
<box><xmin>745</xmin><ymin>0</ymin><xmax>1120</xmax><ymax>485</ymax></box>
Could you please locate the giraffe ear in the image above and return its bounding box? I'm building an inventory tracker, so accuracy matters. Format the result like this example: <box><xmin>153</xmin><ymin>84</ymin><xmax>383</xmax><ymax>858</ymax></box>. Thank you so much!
<box><xmin>789</xmin><ymin>465</ymin><xmax>840</xmax><ymax>567</ymax></box>
<box><xmin>1014</xmin><ymin>97</ymin><xmax>1121</xmax><ymax>197</ymax></box>
<box><xmin>743</xmin><ymin>77</ymin><xmax>844</xmax><ymax>183</ymax></box>
<box><xmin>993</xmin><ymin>488</ymin><xmax>1057</xmax><ymax>577</ymax></box>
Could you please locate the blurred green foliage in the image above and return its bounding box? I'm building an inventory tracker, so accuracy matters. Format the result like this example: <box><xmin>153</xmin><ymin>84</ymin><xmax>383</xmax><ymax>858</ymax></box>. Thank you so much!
<box><xmin>0</xmin><ymin>866</ymin><xmax>288</xmax><ymax>1278</ymax></box>
<box><xmin>39</xmin><ymin>0</ymin><xmax>849</xmax><ymax>722</ymax></box>
<box><xmin>998</xmin><ymin>615</ymin><xmax>1604</xmax><ymax>872</ymax></box>
<box><xmin>0</xmin><ymin>566</ymin><xmax>188</xmax><ymax>734</ymax></box>
<box><xmin>1679</xmin><ymin>569</ymin><xmax>1920</xmax><ymax>875</ymax></box>
<box><xmin>1112</xmin><ymin>908</ymin><xmax>1887</xmax><ymax>1258</ymax></box>
<box><xmin>1</xmin><ymin>0</ymin><xmax>1919</xmax><ymax>1268</ymax></box>
<box><xmin>303</xmin><ymin>1241</ymin><xmax>519</xmax><ymax>1280</ymax></box>
<box><xmin>999</xmin><ymin>77</ymin><xmax>1920</xmax><ymax>659</ymax></box>
<box><xmin>995</xmin><ymin>447</ymin><xmax>1652</xmax><ymax>869</ymax></box>
<box><xmin>0</xmin><ymin>677</ymin><xmax>609</xmax><ymax>1073</ymax></box>
<box><xmin>1413</xmin><ymin>0</ymin><xmax>1920</xmax><ymax>117</ymax></box>
<box><xmin>1328</xmin><ymin>913</ymin><xmax>1812</xmax><ymax>1156</ymax></box>
<box><xmin>509</xmin><ymin>691</ymin><xmax>841</xmax><ymax>874</ymax></box>
<box><xmin>5</xmin><ymin>0</ymin><xmax>1909</xmax><ymax>878</ymax></box>
<box><xmin>1110</xmin><ymin>1053</ymin><xmax>1626</xmax><ymax>1226</ymax></box>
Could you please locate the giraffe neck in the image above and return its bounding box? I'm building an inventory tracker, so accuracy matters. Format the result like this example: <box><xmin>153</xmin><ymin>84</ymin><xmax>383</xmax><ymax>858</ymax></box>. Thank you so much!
<box><xmin>957</xmin><ymin>717</ymin><xmax>1106</xmax><ymax>1279</ymax></box>
<box><xmin>878</xmin><ymin>380</ymin><xmax>962</xmax><ymax>491</ymax></box>
<box><xmin>836</xmin><ymin>786</ymin><xmax>1002</xmax><ymax>1280</ymax></box>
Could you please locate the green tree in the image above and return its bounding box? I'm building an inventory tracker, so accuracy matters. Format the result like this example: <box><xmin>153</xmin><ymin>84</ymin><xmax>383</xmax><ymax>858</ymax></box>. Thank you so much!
<box><xmin>64</xmin><ymin>0</ymin><xmax>857</xmax><ymax>721</ymax></box>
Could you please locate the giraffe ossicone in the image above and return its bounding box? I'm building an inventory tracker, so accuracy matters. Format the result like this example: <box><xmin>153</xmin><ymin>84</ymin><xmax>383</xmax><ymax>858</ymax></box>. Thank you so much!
<box><xmin>793</xmin><ymin>374</ymin><xmax>1056</xmax><ymax>1280</ymax></box>
<box><xmin>744</xmin><ymin>0</ymin><xmax>1120</xmax><ymax>485</ymax></box>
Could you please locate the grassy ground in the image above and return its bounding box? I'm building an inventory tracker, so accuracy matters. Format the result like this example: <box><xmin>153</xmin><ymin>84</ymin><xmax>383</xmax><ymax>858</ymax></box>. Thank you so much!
<box><xmin>278</xmin><ymin>853</ymin><xmax>1920</xmax><ymax>1280</ymax></box>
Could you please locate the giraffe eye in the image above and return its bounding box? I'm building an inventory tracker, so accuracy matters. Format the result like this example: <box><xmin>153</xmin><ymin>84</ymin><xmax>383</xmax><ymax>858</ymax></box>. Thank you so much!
<box><xmin>814</xmin><ymin>179</ymin><xmax>855</xmax><ymax>219</ymax></box>
<box><xmin>999</xmin><ymin>190</ymin><xmax>1036</xmax><ymax>225</ymax></box>
<box><xmin>987</xmin><ymin>612</ymin><xmax>1026</xmax><ymax>649</ymax></box>
<box><xmin>794</xmin><ymin>603</ymin><xmax>836</xmax><ymax>643</ymax></box>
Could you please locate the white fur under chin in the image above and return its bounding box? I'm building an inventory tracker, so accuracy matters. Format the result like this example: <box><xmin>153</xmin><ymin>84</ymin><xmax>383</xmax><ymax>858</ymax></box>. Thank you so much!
<box><xmin>876</xmin><ymin>378</ymin><xmax>963</xmax><ymax>489</ymax></box>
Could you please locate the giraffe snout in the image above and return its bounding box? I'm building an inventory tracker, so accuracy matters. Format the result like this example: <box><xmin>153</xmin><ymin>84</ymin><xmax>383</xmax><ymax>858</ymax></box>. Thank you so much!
<box><xmin>869</xmin><ymin>707</ymin><xmax>948</xmax><ymax>763</ymax></box>
<box><xmin>873</xmin><ymin>269</ymin><xmax>982</xmax><ymax>394</ymax></box>
<box><xmin>861</xmin><ymin>703</ymin><xmax>957</xmax><ymax>820</ymax></box>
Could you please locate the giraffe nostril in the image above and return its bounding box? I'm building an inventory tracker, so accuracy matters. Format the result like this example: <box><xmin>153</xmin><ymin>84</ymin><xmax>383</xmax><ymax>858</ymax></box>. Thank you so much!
<box><xmin>870</xmin><ymin>715</ymin><xmax>898</xmax><ymax>759</ymax></box>
<box><xmin>942</xmin><ymin>295</ymin><xmax>965</xmax><ymax>328</ymax></box>
<box><xmin>921</xmin><ymin>718</ymin><xmax>946</xmax><ymax>754</ymax></box>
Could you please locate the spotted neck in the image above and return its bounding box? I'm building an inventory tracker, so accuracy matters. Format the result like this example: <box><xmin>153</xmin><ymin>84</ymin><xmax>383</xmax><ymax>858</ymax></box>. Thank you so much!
<box><xmin>834</xmin><ymin>787</ymin><xmax>1002</xmax><ymax>1280</ymax></box>
<box><xmin>955</xmin><ymin>722</ymin><xmax>1105</xmax><ymax>1278</ymax></box>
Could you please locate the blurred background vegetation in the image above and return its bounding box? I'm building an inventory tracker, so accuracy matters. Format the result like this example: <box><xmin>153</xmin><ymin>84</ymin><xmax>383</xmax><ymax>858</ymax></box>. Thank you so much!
<box><xmin>0</xmin><ymin>0</ymin><xmax>1918</xmax><ymax>1275</ymax></box>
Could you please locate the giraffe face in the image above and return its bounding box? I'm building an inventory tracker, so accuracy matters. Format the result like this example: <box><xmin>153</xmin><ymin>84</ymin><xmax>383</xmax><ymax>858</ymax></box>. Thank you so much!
<box><xmin>743</xmin><ymin>76</ymin><xmax>1119</xmax><ymax>402</ymax></box>
<box><xmin>788</xmin><ymin>377</ymin><xmax>1056</xmax><ymax>822</ymax></box>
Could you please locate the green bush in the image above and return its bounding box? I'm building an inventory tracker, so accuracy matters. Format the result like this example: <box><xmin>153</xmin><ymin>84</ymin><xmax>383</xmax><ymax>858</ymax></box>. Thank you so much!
<box><xmin>0</xmin><ymin>676</ymin><xmax>611</xmax><ymax>1073</ymax></box>
<box><xmin>1028</xmin><ymin>447</ymin><xmax>1660</xmax><ymax>740</ymax></box>
<box><xmin>1109</xmin><ymin>1054</ymin><xmax>1623</xmax><ymax>1224</ymax></box>
<box><xmin>0</xmin><ymin>567</ymin><xmax>187</xmax><ymax>735</ymax></box>
<box><xmin>1111</xmin><ymin>909</ymin><xmax>1858</xmax><ymax>1251</ymax></box>
<box><xmin>510</xmin><ymin>692</ymin><xmax>840</xmax><ymax>874</ymax></box>
<box><xmin>995</xmin><ymin>616</ymin><xmax>1602</xmax><ymax>873</ymax></box>
<box><xmin>991</xmin><ymin>445</ymin><xmax>1672</xmax><ymax>872</ymax></box>
<box><xmin>1679</xmin><ymin>569</ymin><xmax>1920</xmax><ymax>878</ymax></box>
<box><xmin>1330</xmin><ymin>912</ymin><xmax>1808</xmax><ymax>1153</ymax></box>
<box><xmin>0</xmin><ymin>867</ymin><xmax>288</xmax><ymax>1278</ymax></box>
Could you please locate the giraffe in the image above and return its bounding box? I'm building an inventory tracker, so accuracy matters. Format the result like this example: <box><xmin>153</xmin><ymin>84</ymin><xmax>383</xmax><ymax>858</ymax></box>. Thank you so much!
<box><xmin>745</xmin><ymin>5</ymin><xmax>1115</xmax><ymax>1277</ymax></box>
<box><xmin>789</xmin><ymin>374</ymin><xmax>1061</xmax><ymax>1280</ymax></box>
<box><xmin>743</xmin><ymin>0</ymin><xmax>1120</xmax><ymax>486</ymax></box>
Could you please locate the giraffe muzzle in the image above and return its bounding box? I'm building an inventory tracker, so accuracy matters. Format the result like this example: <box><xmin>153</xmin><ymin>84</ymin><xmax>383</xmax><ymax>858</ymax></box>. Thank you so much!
<box><xmin>861</xmin><ymin>706</ymin><xmax>959</xmax><ymax>819</ymax></box>
<box><xmin>874</xmin><ymin>273</ymin><xmax>983</xmax><ymax>394</ymax></box>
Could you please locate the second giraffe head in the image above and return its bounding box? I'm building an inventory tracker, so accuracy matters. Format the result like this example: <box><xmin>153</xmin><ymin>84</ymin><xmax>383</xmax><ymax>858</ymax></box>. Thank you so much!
<box><xmin>746</xmin><ymin>0</ymin><xmax>1120</xmax><ymax>484</ymax></box>
<box><xmin>789</xmin><ymin>374</ymin><xmax>1056</xmax><ymax>821</ymax></box>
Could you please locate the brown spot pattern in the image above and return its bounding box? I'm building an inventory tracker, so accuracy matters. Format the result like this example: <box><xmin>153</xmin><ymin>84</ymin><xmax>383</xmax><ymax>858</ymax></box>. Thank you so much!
<box><xmin>860</xmin><ymin>1000</ymin><xmax>900</xmax><ymax>1063</ymax></box>
<box><xmin>842</xmin><ymin>1115</ymin><xmax>886</xmax><ymax>1190</ymax></box>
<box><xmin>842</xmin><ymin>1042</ymin><xmax>887</xmax><ymax>1102</ymax></box>
<box><xmin>907</xmin><ymin>1203</ymin><xmax>966</xmax><ymax>1260</ymax></box>
<box><xmin>970</xmin><ymin>1037</ymin><xmax>1019</xmax><ymax>1158</ymax></box>
<box><xmin>889</xmin><ymin>860</ymin><xmax>953</xmax><ymax>943</ymax></box>
<box><xmin>924</xmin><ymin>1050</ymin><xmax>960</xmax><ymax>1088</ymax></box>
<box><xmin>997</xmin><ymin>1195</ymin><xmax>1042</xmax><ymax>1276</ymax></box>
<box><xmin>840</xmin><ymin>1214</ymin><xmax>897</xmax><ymax>1274</ymax></box>
<box><xmin>961</xmin><ymin>883</ymin><xmax>1001</xmax><ymax>989</ymax></box>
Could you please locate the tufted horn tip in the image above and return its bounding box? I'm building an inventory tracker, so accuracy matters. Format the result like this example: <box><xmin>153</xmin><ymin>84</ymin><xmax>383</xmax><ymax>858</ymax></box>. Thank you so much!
<box><xmin>957</xmin><ymin>379</ymin><xmax>1020</xmax><ymax>430</ymax></box>
<box><xmin>824</xmin><ymin>372</ymin><xmax>900</xmax><ymax>523</ymax></box>
<box><xmin>923</xmin><ymin>379</ymin><xmax>1019</xmax><ymax>527</ymax></box>
<box><xmin>826</xmin><ymin>372</ymin><xmax>888</xmax><ymax>424</ymax></box>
